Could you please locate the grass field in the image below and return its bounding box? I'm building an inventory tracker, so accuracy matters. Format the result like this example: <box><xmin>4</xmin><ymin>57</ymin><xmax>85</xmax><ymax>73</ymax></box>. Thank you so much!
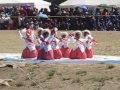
<box><xmin>1</xmin><ymin>63</ymin><xmax>120</xmax><ymax>90</ymax></box>
<box><xmin>0</xmin><ymin>30</ymin><xmax>120</xmax><ymax>56</ymax></box>
<box><xmin>0</xmin><ymin>30</ymin><xmax>120</xmax><ymax>90</ymax></box>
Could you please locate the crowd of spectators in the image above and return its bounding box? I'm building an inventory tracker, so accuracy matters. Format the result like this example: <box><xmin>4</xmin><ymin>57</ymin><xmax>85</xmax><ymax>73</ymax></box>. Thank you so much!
<box><xmin>0</xmin><ymin>4</ymin><xmax>120</xmax><ymax>31</ymax></box>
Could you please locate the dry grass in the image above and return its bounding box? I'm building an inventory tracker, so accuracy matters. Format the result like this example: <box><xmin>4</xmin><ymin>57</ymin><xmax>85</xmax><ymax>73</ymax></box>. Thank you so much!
<box><xmin>0</xmin><ymin>30</ymin><xmax>24</xmax><ymax>53</ymax></box>
<box><xmin>0</xmin><ymin>30</ymin><xmax>120</xmax><ymax>55</ymax></box>
<box><xmin>0</xmin><ymin>63</ymin><xmax>120</xmax><ymax>90</ymax></box>
<box><xmin>92</xmin><ymin>31</ymin><xmax>120</xmax><ymax>56</ymax></box>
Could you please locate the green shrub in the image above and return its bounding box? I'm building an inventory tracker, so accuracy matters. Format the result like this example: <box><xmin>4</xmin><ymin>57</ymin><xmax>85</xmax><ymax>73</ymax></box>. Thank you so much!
<box><xmin>76</xmin><ymin>70</ymin><xmax>87</xmax><ymax>76</ymax></box>
<box><xmin>72</xmin><ymin>78</ymin><xmax>80</xmax><ymax>83</ymax></box>
<box><xmin>47</xmin><ymin>69</ymin><xmax>56</xmax><ymax>77</ymax></box>
<box><xmin>15</xmin><ymin>81</ymin><xmax>24</xmax><ymax>87</ymax></box>
<box><xmin>31</xmin><ymin>81</ymin><xmax>38</xmax><ymax>86</ymax></box>
<box><xmin>62</xmin><ymin>77</ymin><xmax>71</xmax><ymax>81</ymax></box>
<box><xmin>106</xmin><ymin>64</ymin><xmax>115</xmax><ymax>69</ymax></box>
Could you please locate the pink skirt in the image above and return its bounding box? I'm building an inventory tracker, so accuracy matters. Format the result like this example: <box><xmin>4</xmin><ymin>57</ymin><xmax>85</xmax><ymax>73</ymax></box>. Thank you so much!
<box><xmin>85</xmin><ymin>48</ymin><xmax>93</xmax><ymax>58</ymax></box>
<box><xmin>22</xmin><ymin>47</ymin><xmax>38</xmax><ymax>58</ymax></box>
<box><xmin>36</xmin><ymin>46</ymin><xmax>42</xmax><ymax>59</ymax></box>
<box><xmin>37</xmin><ymin>49</ymin><xmax>43</xmax><ymax>60</ymax></box>
<box><xmin>53</xmin><ymin>49</ymin><xmax>62</xmax><ymax>59</ymax></box>
<box><xmin>70</xmin><ymin>48</ymin><xmax>86</xmax><ymax>59</ymax></box>
<box><xmin>36</xmin><ymin>46</ymin><xmax>40</xmax><ymax>51</ymax></box>
<box><xmin>61</xmin><ymin>47</ymin><xmax>71</xmax><ymax>58</ymax></box>
<box><xmin>42</xmin><ymin>49</ymin><xmax>54</xmax><ymax>60</ymax></box>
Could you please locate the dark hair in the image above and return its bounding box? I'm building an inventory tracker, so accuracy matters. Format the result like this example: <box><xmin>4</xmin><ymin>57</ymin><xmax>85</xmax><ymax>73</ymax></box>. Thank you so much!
<box><xmin>38</xmin><ymin>30</ymin><xmax>42</xmax><ymax>35</ymax></box>
<box><xmin>75</xmin><ymin>32</ymin><xmax>81</xmax><ymax>39</ymax></box>
<box><xmin>43</xmin><ymin>32</ymin><xmax>49</xmax><ymax>38</ymax></box>
<box><xmin>62</xmin><ymin>35</ymin><xmax>66</xmax><ymax>38</ymax></box>
<box><xmin>83</xmin><ymin>32</ymin><xmax>89</xmax><ymax>37</ymax></box>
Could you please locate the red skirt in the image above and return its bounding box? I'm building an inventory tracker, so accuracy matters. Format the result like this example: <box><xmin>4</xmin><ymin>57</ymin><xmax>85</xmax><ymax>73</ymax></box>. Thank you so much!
<box><xmin>36</xmin><ymin>46</ymin><xmax>42</xmax><ymax>59</ymax></box>
<box><xmin>70</xmin><ymin>48</ymin><xmax>86</xmax><ymax>59</ymax></box>
<box><xmin>42</xmin><ymin>49</ymin><xmax>54</xmax><ymax>60</ymax></box>
<box><xmin>36</xmin><ymin>46</ymin><xmax>40</xmax><ymax>51</ymax></box>
<box><xmin>53</xmin><ymin>49</ymin><xmax>62</xmax><ymax>59</ymax></box>
<box><xmin>61</xmin><ymin>47</ymin><xmax>71</xmax><ymax>58</ymax></box>
<box><xmin>37</xmin><ymin>49</ymin><xmax>43</xmax><ymax>60</ymax></box>
<box><xmin>85</xmin><ymin>48</ymin><xmax>93</xmax><ymax>58</ymax></box>
<box><xmin>22</xmin><ymin>47</ymin><xmax>38</xmax><ymax>58</ymax></box>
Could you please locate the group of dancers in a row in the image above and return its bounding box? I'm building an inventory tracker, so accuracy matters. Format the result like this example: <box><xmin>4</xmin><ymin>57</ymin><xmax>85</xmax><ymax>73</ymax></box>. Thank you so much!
<box><xmin>18</xmin><ymin>27</ymin><xmax>96</xmax><ymax>60</ymax></box>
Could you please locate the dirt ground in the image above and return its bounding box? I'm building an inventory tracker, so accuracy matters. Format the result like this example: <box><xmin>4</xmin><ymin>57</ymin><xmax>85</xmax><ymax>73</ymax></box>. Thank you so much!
<box><xmin>0</xmin><ymin>63</ymin><xmax>120</xmax><ymax>90</ymax></box>
<box><xmin>0</xmin><ymin>30</ymin><xmax>120</xmax><ymax>90</ymax></box>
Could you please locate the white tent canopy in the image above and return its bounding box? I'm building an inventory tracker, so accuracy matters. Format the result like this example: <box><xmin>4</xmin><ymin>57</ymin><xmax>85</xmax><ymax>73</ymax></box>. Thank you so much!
<box><xmin>114</xmin><ymin>1</ymin><xmax>120</xmax><ymax>7</ymax></box>
<box><xmin>0</xmin><ymin>0</ymin><xmax>51</xmax><ymax>10</ymax></box>
<box><xmin>0</xmin><ymin>0</ymin><xmax>19</xmax><ymax>4</ymax></box>
<box><xmin>60</xmin><ymin>0</ymin><xmax>120</xmax><ymax>6</ymax></box>
<box><xmin>85</xmin><ymin>0</ymin><xmax>120</xmax><ymax>5</ymax></box>
<box><xmin>19</xmin><ymin>0</ymin><xmax>51</xmax><ymax>10</ymax></box>
<box><xmin>60</xmin><ymin>0</ymin><xmax>85</xmax><ymax>6</ymax></box>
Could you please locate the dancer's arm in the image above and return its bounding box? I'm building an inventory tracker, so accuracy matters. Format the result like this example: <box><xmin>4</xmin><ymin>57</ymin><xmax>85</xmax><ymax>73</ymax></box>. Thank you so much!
<box><xmin>17</xmin><ymin>30</ymin><xmax>24</xmax><ymax>40</ymax></box>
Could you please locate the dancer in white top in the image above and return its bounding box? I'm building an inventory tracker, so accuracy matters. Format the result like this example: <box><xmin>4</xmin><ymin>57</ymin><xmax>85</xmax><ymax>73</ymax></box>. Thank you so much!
<box><xmin>48</xmin><ymin>27</ymin><xmax>62</xmax><ymax>59</ymax></box>
<box><xmin>83</xmin><ymin>30</ymin><xmax>96</xmax><ymax>58</ymax></box>
<box><xmin>41</xmin><ymin>29</ymin><xmax>54</xmax><ymax>60</ymax></box>
<box><xmin>36</xmin><ymin>27</ymin><xmax>44</xmax><ymax>59</ymax></box>
<box><xmin>70</xmin><ymin>31</ymin><xmax>86</xmax><ymax>59</ymax></box>
<box><xmin>59</xmin><ymin>32</ymin><xmax>71</xmax><ymax>58</ymax></box>
<box><xmin>18</xmin><ymin>27</ymin><xmax>38</xmax><ymax>59</ymax></box>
